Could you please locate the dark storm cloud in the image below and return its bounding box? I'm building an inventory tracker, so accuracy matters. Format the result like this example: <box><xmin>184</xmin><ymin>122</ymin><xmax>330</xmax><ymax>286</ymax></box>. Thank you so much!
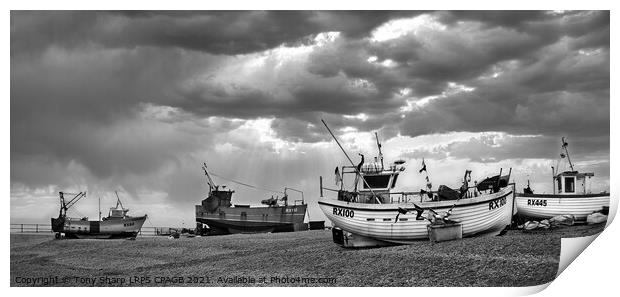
<box><xmin>306</xmin><ymin>38</ymin><xmax>379</xmax><ymax>79</ymax></box>
<box><xmin>10</xmin><ymin>43</ymin><xmax>226</xmax><ymax>182</ymax></box>
<box><xmin>435</xmin><ymin>10</ymin><xmax>552</xmax><ymax>28</ymax></box>
<box><xmin>11</xmin><ymin>11</ymin><xmax>419</xmax><ymax>55</ymax></box>
<box><xmin>399</xmin><ymin>134</ymin><xmax>609</xmax><ymax>164</ymax></box>
<box><xmin>11</xmin><ymin>10</ymin><xmax>420</xmax><ymax>144</ymax></box>
<box><xmin>304</xmin><ymin>36</ymin><xmax>423</xmax><ymax>99</ymax></box>
<box><xmin>270</xmin><ymin>117</ymin><xmax>327</xmax><ymax>143</ymax></box>
<box><xmin>269</xmin><ymin>111</ymin><xmax>404</xmax><ymax>144</ymax></box>
<box><xmin>398</xmin><ymin>41</ymin><xmax>609</xmax><ymax>138</ymax></box>
<box><xmin>13</xmin><ymin>10</ymin><xmax>608</xmax><ymax>142</ymax></box>
<box><xmin>317</xmin><ymin>11</ymin><xmax>609</xmax><ymax>97</ymax></box>
<box><xmin>302</xmin><ymin>9</ymin><xmax>607</xmax><ymax>142</ymax></box>
<box><xmin>263</xmin><ymin>10</ymin><xmax>607</xmax><ymax>144</ymax></box>
<box><xmin>436</xmin><ymin>11</ymin><xmax>609</xmax><ymax>42</ymax></box>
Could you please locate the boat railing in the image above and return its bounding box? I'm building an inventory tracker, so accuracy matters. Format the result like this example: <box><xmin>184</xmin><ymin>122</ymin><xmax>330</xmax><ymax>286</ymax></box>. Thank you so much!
<box><xmin>285</xmin><ymin>187</ymin><xmax>305</xmax><ymax>205</ymax></box>
<box><xmin>385</xmin><ymin>186</ymin><xmax>487</xmax><ymax>203</ymax></box>
<box><xmin>319</xmin><ymin>176</ymin><xmax>511</xmax><ymax>204</ymax></box>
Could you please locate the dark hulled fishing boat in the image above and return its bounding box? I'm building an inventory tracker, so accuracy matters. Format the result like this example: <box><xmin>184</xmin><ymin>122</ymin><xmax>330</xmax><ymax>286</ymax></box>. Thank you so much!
<box><xmin>51</xmin><ymin>191</ymin><xmax>147</xmax><ymax>239</ymax></box>
<box><xmin>195</xmin><ymin>163</ymin><xmax>307</xmax><ymax>235</ymax></box>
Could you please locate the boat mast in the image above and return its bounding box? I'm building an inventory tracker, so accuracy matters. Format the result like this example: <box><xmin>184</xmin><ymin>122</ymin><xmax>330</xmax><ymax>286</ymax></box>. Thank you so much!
<box><xmin>114</xmin><ymin>191</ymin><xmax>125</xmax><ymax>210</ymax></box>
<box><xmin>375</xmin><ymin>132</ymin><xmax>384</xmax><ymax>169</ymax></box>
<box><xmin>98</xmin><ymin>196</ymin><xmax>101</xmax><ymax>221</ymax></box>
<box><xmin>321</xmin><ymin>119</ymin><xmax>378</xmax><ymax>199</ymax></box>
<box><xmin>202</xmin><ymin>162</ymin><xmax>217</xmax><ymax>193</ymax></box>
<box><xmin>561</xmin><ymin>137</ymin><xmax>574</xmax><ymax>171</ymax></box>
<box><xmin>551</xmin><ymin>166</ymin><xmax>555</xmax><ymax>194</ymax></box>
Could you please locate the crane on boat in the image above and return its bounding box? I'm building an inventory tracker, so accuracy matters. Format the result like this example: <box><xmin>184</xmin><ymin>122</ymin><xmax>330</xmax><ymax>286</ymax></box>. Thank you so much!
<box><xmin>58</xmin><ymin>192</ymin><xmax>87</xmax><ymax>218</ymax></box>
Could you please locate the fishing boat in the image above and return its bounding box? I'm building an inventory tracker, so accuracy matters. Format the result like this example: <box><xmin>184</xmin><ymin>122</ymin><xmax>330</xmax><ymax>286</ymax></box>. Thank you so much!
<box><xmin>515</xmin><ymin>137</ymin><xmax>610</xmax><ymax>220</ymax></box>
<box><xmin>317</xmin><ymin>120</ymin><xmax>515</xmax><ymax>247</ymax></box>
<box><xmin>195</xmin><ymin>163</ymin><xmax>307</xmax><ymax>235</ymax></box>
<box><xmin>51</xmin><ymin>191</ymin><xmax>147</xmax><ymax>239</ymax></box>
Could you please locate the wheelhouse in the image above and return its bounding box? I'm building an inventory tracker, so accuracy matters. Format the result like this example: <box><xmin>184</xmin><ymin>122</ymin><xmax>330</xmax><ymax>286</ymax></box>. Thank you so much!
<box><xmin>322</xmin><ymin>127</ymin><xmax>408</xmax><ymax>204</ymax></box>
<box><xmin>549</xmin><ymin>137</ymin><xmax>597</xmax><ymax>195</ymax></box>
<box><xmin>337</xmin><ymin>161</ymin><xmax>405</xmax><ymax>204</ymax></box>
<box><xmin>359</xmin><ymin>162</ymin><xmax>402</xmax><ymax>189</ymax></box>
<box><xmin>554</xmin><ymin>171</ymin><xmax>594</xmax><ymax>195</ymax></box>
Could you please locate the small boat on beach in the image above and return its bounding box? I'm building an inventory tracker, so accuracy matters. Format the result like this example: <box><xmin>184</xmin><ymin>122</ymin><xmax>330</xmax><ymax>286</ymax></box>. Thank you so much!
<box><xmin>317</xmin><ymin>121</ymin><xmax>516</xmax><ymax>247</ymax></box>
<box><xmin>515</xmin><ymin>137</ymin><xmax>610</xmax><ymax>220</ymax></box>
<box><xmin>51</xmin><ymin>191</ymin><xmax>147</xmax><ymax>239</ymax></box>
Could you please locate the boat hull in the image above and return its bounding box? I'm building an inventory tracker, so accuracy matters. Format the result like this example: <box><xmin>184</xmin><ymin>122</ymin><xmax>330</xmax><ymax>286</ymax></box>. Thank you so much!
<box><xmin>319</xmin><ymin>186</ymin><xmax>515</xmax><ymax>245</ymax></box>
<box><xmin>515</xmin><ymin>193</ymin><xmax>609</xmax><ymax>220</ymax></box>
<box><xmin>196</xmin><ymin>204</ymin><xmax>307</xmax><ymax>235</ymax></box>
<box><xmin>51</xmin><ymin>215</ymin><xmax>147</xmax><ymax>239</ymax></box>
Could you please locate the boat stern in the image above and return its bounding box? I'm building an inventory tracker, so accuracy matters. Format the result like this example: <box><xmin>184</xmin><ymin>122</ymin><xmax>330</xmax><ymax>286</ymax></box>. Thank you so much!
<box><xmin>51</xmin><ymin>217</ymin><xmax>65</xmax><ymax>233</ymax></box>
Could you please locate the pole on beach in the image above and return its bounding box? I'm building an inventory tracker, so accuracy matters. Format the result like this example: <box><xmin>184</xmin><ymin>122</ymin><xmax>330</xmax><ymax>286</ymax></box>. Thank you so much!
<box><xmin>551</xmin><ymin>166</ymin><xmax>555</xmax><ymax>194</ymax></box>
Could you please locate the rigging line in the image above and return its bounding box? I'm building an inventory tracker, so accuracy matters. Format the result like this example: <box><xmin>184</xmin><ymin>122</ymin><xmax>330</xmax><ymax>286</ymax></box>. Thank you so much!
<box><xmin>146</xmin><ymin>216</ymin><xmax>155</xmax><ymax>228</ymax></box>
<box><xmin>209</xmin><ymin>172</ymin><xmax>285</xmax><ymax>194</ymax></box>
<box><xmin>67</xmin><ymin>208</ymin><xmax>87</xmax><ymax>219</ymax></box>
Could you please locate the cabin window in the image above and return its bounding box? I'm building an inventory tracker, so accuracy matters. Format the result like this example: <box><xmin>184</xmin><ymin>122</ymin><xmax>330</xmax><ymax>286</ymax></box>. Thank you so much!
<box><xmin>557</xmin><ymin>178</ymin><xmax>562</xmax><ymax>193</ymax></box>
<box><xmin>565</xmin><ymin>177</ymin><xmax>575</xmax><ymax>193</ymax></box>
<box><xmin>362</xmin><ymin>175</ymin><xmax>391</xmax><ymax>189</ymax></box>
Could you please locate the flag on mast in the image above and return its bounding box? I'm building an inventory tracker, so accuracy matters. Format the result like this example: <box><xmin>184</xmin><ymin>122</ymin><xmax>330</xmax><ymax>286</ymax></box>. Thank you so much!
<box><xmin>419</xmin><ymin>159</ymin><xmax>427</xmax><ymax>173</ymax></box>
<box><xmin>334</xmin><ymin>167</ymin><xmax>342</xmax><ymax>186</ymax></box>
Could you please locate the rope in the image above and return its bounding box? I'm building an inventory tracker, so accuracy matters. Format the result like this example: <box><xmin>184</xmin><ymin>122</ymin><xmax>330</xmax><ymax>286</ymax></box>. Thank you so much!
<box><xmin>144</xmin><ymin>216</ymin><xmax>157</xmax><ymax>236</ymax></box>
<box><xmin>146</xmin><ymin>216</ymin><xmax>155</xmax><ymax>228</ymax></box>
<box><xmin>209</xmin><ymin>172</ymin><xmax>285</xmax><ymax>194</ymax></box>
<box><xmin>67</xmin><ymin>208</ymin><xmax>87</xmax><ymax>219</ymax></box>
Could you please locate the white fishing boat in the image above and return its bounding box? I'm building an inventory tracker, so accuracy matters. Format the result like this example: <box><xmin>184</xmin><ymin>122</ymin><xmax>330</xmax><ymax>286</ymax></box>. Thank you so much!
<box><xmin>51</xmin><ymin>191</ymin><xmax>147</xmax><ymax>239</ymax></box>
<box><xmin>319</xmin><ymin>186</ymin><xmax>515</xmax><ymax>246</ymax></box>
<box><xmin>515</xmin><ymin>137</ymin><xmax>610</xmax><ymax>220</ymax></box>
<box><xmin>317</xmin><ymin>120</ymin><xmax>516</xmax><ymax>247</ymax></box>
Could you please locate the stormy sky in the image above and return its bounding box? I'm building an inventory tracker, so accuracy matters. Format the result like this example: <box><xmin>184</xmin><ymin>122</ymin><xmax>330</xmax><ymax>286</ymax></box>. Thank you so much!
<box><xmin>11</xmin><ymin>11</ymin><xmax>610</xmax><ymax>226</ymax></box>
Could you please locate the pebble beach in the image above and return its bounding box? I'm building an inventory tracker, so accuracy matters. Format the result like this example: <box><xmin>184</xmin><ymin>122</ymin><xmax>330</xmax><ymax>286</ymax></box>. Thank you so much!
<box><xmin>10</xmin><ymin>223</ymin><xmax>606</xmax><ymax>287</ymax></box>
